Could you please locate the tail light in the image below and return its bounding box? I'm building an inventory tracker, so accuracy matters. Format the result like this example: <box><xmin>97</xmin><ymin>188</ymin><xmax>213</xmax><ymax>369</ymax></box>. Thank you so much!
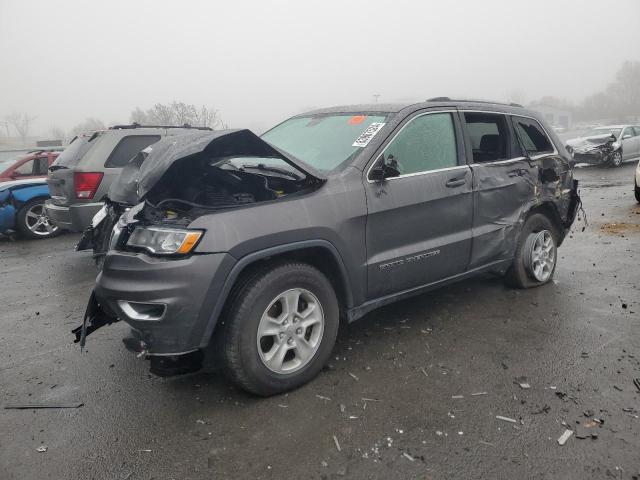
<box><xmin>74</xmin><ymin>172</ymin><xmax>103</xmax><ymax>199</ymax></box>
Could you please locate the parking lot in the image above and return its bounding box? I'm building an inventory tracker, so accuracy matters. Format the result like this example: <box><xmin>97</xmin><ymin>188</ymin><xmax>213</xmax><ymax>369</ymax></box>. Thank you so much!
<box><xmin>1</xmin><ymin>162</ymin><xmax>638</xmax><ymax>480</ymax></box>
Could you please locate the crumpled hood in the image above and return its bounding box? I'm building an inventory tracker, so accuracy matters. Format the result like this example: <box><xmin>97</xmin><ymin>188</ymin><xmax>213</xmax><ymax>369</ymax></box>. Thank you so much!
<box><xmin>108</xmin><ymin>129</ymin><xmax>325</xmax><ymax>205</ymax></box>
<box><xmin>566</xmin><ymin>133</ymin><xmax>616</xmax><ymax>149</ymax></box>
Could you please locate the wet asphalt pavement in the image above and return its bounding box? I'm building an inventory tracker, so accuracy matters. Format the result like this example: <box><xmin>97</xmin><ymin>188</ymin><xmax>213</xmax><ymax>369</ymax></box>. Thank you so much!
<box><xmin>1</xmin><ymin>162</ymin><xmax>639</xmax><ymax>480</ymax></box>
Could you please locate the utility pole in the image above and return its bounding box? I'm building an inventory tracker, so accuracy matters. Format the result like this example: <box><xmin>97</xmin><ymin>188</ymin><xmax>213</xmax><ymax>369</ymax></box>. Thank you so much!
<box><xmin>373</xmin><ymin>94</ymin><xmax>381</xmax><ymax>103</ymax></box>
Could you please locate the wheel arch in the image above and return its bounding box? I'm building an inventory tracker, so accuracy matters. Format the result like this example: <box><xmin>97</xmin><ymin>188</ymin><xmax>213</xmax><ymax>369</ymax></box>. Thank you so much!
<box><xmin>11</xmin><ymin>186</ymin><xmax>50</xmax><ymax>205</ymax></box>
<box><xmin>524</xmin><ymin>201</ymin><xmax>565</xmax><ymax>245</ymax></box>
<box><xmin>201</xmin><ymin>240</ymin><xmax>354</xmax><ymax>349</ymax></box>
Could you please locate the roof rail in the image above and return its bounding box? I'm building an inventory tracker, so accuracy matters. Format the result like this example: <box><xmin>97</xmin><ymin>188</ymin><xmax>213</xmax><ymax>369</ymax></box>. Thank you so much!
<box><xmin>426</xmin><ymin>97</ymin><xmax>524</xmax><ymax>108</ymax></box>
<box><xmin>109</xmin><ymin>123</ymin><xmax>213</xmax><ymax>131</ymax></box>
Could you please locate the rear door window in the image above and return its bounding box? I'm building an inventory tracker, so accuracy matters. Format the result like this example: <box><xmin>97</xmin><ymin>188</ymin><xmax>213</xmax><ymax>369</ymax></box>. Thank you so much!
<box><xmin>104</xmin><ymin>135</ymin><xmax>161</xmax><ymax>168</ymax></box>
<box><xmin>512</xmin><ymin>116</ymin><xmax>554</xmax><ymax>156</ymax></box>
<box><xmin>463</xmin><ymin>113</ymin><xmax>511</xmax><ymax>163</ymax></box>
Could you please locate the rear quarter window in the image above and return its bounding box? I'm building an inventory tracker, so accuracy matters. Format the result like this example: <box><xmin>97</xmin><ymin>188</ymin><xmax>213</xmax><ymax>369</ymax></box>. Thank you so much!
<box><xmin>512</xmin><ymin>116</ymin><xmax>554</xmax><ymax>156</ymax></box>
<box><xmin>52</xmin><ymin>134</ymin><xmax>98</xmax><ymax>168</ymax></box>
<box><xmin>104</xmin><ymin>135</ymin><xmax>161</xmax><ymax>168</ymax></box>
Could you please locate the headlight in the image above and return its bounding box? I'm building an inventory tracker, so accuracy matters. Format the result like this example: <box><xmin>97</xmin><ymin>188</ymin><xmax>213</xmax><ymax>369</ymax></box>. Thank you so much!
<box><xmin>611</xmin><ymin>141</ymin><xmax>621</xmax><ymax>149</ymax></box>
<box><xmin>126</xmin><ymin>226</ymin><xmax>203</xmax><ymax>255</ymax></box>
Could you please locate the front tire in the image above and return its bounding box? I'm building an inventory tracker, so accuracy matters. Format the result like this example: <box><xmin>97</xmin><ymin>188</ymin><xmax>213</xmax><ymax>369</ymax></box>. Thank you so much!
<box><xmin>505</xmin><ymin>213</ymin><xmax>558</xmax><ymax>289</ymax></box>
<box><xmin>608</xmin><ymin>150</ymin><xmax>623</xmax><ymax>168</ymax></box>
<box><xmin>219</xmin><ymin>262</ymin><xmax>339</xmax><ymax>396</ymax></box>
<box><xmin>15</xmin><ymin>198</ymin><xmax>60</xmax><ymax>240</ymax></box>
<box><xmin>635</xmin><ymin>178</ymin><xmax>640</xmax><ymax>203</ymax></box>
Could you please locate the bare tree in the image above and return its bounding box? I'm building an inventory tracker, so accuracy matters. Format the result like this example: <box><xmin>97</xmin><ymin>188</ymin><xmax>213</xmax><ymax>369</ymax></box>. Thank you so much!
<box><xmin>133</xmin><ymin>101</ymin><xmax>226</xmax><ymax>129</ymax></box>
<box><xmin>5</xmin><ymin>112</ymin><xmax>36</xmax><ymax>145</ymax></box>
<box><xmin>146</xmin><ymin>103</ymin><xmax>176</xmax><ymax>125</ymax></box>
<box><xmin>194</xmin><ymin>105</ymin><xmax>223</xmax><ymax>129</ymax></box>
<box><xmin>607</xmin><ymin>61</ymin><xmax>640</xmax><ymax>119</ymax></box>
<box><xmin>129</xmin><ymin>107</ymin><xmax>148</xmax><ymax>125</ymax></box>
<box><xmin>171</xmin><ymin>101</ymin><xmax>197</xmax><ymax>125</ymax></box>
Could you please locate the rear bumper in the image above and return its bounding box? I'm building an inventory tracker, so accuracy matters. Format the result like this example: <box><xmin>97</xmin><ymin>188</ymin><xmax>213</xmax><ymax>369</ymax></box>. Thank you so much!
<box><xmin>45</xmin><ymin>201</ymin><xmax>103</xmax><ymax>232</ymax></box>
<box><xmin>92</xmin><ymin>250</ymin><xmax>235</xmax><ymax>355</ymax></box>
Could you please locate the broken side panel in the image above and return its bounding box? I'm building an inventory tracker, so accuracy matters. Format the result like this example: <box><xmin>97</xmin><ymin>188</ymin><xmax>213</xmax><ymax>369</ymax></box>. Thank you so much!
<box><xmin>468</xmin><ymin>159</ymin><xmax>538</xmax><ymax>269</ymax></box>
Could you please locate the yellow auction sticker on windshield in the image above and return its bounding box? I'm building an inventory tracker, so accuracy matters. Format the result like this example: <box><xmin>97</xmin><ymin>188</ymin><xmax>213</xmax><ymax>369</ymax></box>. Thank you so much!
<box><xmin>352</xmin><ymin>122</ymin><xmax>386</xmax><ymax>148</ymax></box>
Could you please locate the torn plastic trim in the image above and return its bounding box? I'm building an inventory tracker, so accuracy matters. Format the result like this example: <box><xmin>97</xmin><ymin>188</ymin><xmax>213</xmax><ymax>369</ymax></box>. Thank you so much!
<box><xmin>71</xmin><ymin>291</ymin><xmax>120</xmax><ymax>350</ymax></box>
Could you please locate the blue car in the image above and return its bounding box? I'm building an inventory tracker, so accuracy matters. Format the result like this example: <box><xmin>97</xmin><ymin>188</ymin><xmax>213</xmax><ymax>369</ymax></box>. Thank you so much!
<box><xmin>0</xmin><ymin>178</ymin><xmax>60</xmax><ymax>239</ymax></box>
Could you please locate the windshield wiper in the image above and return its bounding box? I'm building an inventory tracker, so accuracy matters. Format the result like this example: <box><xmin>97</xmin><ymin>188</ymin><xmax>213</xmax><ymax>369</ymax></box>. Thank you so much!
<box><xmin>241</xmin><ymin>163</ymin><xmax>300</xmax><ymax>179</ymax></box>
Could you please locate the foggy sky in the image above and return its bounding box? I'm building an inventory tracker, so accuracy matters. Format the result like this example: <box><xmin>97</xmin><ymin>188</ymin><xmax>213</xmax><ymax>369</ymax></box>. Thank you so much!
<box><xmin>1</xmin><ymin>0</ymin><xmax>639</xmax><ymax>136</ymax></box>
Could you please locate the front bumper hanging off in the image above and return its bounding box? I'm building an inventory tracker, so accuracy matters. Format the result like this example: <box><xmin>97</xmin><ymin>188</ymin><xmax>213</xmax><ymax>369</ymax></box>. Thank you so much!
<box><xmin>71</xmin><ymin>291</ymin><xmax>120</xmax><ymax>349</ymax></box>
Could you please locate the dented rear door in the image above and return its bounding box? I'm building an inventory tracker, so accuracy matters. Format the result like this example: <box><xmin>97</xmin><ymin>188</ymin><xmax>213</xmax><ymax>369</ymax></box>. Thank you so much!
<box><xmin>461</xmin><ymin>111</ymin><xmax>536</xmax><ymax>269</ymax></box>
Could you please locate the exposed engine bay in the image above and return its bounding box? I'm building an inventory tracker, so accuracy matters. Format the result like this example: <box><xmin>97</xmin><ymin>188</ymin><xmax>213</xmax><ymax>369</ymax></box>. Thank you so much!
<box><xmin>140</xmin><ymin>153</ymin><xmax>319</xmax><ymax>223</ymax></box>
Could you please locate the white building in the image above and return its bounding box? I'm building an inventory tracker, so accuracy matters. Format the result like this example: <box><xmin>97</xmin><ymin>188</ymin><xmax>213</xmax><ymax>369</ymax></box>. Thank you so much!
<box><xmin>528</xmin><ymin>104</ymin><xmax>573</xmax><ymax>130</ymax></box>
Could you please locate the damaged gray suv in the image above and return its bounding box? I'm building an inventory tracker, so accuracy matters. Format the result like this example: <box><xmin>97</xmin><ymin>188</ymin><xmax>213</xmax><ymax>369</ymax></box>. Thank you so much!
<box><xmin>74</xmin><ymin>99</ymin><xmax>581</xmax><ymax>396</ymax></box>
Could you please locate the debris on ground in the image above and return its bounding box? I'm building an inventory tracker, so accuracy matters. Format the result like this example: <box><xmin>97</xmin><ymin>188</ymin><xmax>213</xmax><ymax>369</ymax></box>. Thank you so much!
<box><xmin>451</xmin><ymin>395</ymin><xmax>464</xmax><ymax>399</ymax></box>
<box><xmin>531</xmin><ymin>404</ymin><xmax>551</xmax><ymax>415</ymax></box>
<box><xmin>5</xmin><ymin>402</ymin><xmax>84</xmax><ymax>409</ymax></box>
<box><xmin>514</xmin><ymin>376</ymin><xmax>531</xmax><ymax>389</ymax></box>
<box><xmin>634</xmin><ymin>378</ymin><xmax>640</xmax><ymax>393</ymax></box>
<box><xmin>402</xmin><ymin>452</ymin><xmax>415</xmax><ymax>462</ymax></box>
<box><xmin>471</xmin><ymin>392</ymin><xmax>488</xmax><ymax>396</ymax></box>
<box><xmin>495</xmin><ymin>415</ymin><xmax>517</xmax><ymax>424</ymax></box>
<box><xmin>333</xmin><ymin>435</ymin><xmax>341</xmax><ymax>452</ymax></box>
<box><xmin>36</xmin><ymin>445</ymin><xmax>47</xmax><ymax>453</ymax></box>
<box><xmin>316</xmin><ymin>395</ymin><xmax>331</xmax><ymax>401</ymax></box>
<box><xmin>557</xmin><ymin>429</ymin><xmax>573</xmax><ymax>446</ymax></box>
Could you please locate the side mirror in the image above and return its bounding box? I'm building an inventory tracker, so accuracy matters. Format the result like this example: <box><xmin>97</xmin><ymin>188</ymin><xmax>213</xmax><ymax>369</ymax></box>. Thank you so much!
<box><xmin>370</xmin><ymin>154</ymin><xmax>400</xmax><ymax>182</ymax></box>
<box><xmin>369</xmin><ymin>164</ymin><xmax>385</xmax><ymax>182</ymax></box>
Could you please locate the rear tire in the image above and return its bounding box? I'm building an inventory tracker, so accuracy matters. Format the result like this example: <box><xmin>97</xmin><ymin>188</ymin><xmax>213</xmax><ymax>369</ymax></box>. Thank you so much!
<box><xmin>219</xmin><ymin>262</ymin><xmax>339</xmax><ymax>396</ymax></box>
<box><xmin>505</xmin><ymin>213</ymin><xmax>558</xmax><ymax>289</ymax></box>
<box><xmin>635</xmin><ymin>178</ymin><xmax>640</xmax><ymax>203</ymax></box>
<box><xmin>15</xmin><ymin>198</ymin><xmax>61</xmax><ymax>240</ymax></box>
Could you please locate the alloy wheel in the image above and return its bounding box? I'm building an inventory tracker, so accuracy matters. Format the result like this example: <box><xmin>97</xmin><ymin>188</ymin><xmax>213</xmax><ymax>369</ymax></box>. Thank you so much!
<box><xmin>256</xmin><ymin>288</ymin><xmax>325</xmax><ymax>374</ymax></box>
<box><xmin>25</xmin><ymin>203</ymin><xmax>58</xmax><ymax>237</ymax></box>
<box><xmin>525</xmin><ymin>230</ymin><xmax>556</xmax><ymax>282</ymax></box>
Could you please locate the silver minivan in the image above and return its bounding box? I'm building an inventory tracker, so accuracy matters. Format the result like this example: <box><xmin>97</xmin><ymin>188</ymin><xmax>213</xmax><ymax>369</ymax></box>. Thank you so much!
<box><xmin>46</xmin><ymin>125</ymin><xmax>210</xmax><ymax>232</ymax></box>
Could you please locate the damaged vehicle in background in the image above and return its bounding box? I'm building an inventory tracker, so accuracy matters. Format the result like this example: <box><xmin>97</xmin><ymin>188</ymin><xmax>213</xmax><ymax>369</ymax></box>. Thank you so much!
<box><xmin>74</xmin><ymin>99</ymin><xmax>581</xmax><ymax>396</ymax></box>
<box><xmin>46</xmin><ymin>124</ymin><xmax>211</xmax><ymax>234</ymax></box>
<box><xmin>565</xmin><ymin>125</ymin><xmax>640</xmax><ymax>167</ymax></box>
<box><xmin>0</xmin><ymin>178</ymin><xmax>60</xmax><ymax>239</ymax></box>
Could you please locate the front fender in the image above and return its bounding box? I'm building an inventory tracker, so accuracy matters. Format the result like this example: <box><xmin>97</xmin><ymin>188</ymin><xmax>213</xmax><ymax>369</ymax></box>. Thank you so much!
<box><xmin>11</xmin><ymin>184</ymin><xmax>50</xmax><ymax>204</ymax></box>
<box><xmin>196</xmin><ymin>239</ymin><xmax>353</xmax><ymax>349</ymax></box>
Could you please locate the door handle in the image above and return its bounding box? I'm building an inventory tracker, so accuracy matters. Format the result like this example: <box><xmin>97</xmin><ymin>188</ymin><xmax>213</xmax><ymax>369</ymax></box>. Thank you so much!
<box><xmin>445</xmin><ymin>177</ymin><xmax>466</xmax><ymax>188</ymax></box>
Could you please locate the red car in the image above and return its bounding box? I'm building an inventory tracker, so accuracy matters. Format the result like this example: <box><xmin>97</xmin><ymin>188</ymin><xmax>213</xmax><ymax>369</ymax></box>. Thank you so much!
<box><xmin>0</xmin><ymin>150</ymin><xmax>60</xmax><ymax>183</ymax></box>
